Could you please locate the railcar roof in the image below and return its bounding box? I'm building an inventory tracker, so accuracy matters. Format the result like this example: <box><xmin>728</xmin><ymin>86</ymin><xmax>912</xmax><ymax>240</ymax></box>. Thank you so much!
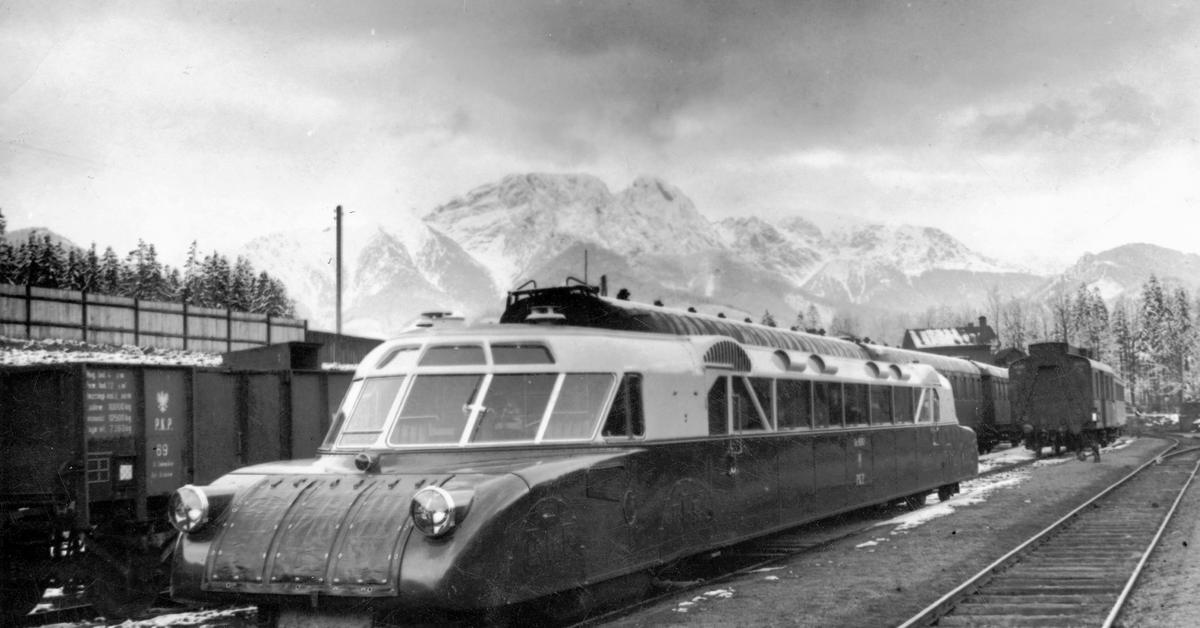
<box><xmin>501</xmin><ymin>288</ymin><xmax>870</xmax><ymax>360</ymax></box>
<box><xmin>356</xmin><ymin>323</ymin><xmax>943</xmax><ymax>387</ymax></box>
<box><xmin>864</xmin><ymin>343</ymin><xmax>986</xmax><ymax>375</ymax></box>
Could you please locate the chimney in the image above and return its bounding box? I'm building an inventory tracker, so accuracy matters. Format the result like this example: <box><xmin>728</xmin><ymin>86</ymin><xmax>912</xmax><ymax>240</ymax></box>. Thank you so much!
<box><xmin>978</xmin><ymin>316</ymin><xmax>987</xmax><ymax>329</ymax></box>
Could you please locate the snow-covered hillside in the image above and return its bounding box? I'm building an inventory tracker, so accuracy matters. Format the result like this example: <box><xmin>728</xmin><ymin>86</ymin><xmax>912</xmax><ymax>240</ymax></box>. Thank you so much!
<box><xmin>240</xmin><ymin>173</ymin><xmax>1048</xmax><ymax>335</ymax></box>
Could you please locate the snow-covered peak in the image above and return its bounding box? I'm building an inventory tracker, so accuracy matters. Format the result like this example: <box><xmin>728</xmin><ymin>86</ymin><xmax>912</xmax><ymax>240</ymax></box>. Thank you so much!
<box><xmin>424</xmin><ymin>173</ymin><xmax>724</xmax><ymax>288</ymax></box>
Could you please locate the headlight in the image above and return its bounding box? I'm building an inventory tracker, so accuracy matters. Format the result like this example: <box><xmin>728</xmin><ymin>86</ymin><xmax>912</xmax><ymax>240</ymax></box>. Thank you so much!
<box><xmin>168</xmin><ymin>485</ymin><xmax>210</xmax><ymax>533</ymax></box>
<box><xmin>411</xmin><ymin>486</ymin><xmax>472</xmax><ymax>538</ymax></box>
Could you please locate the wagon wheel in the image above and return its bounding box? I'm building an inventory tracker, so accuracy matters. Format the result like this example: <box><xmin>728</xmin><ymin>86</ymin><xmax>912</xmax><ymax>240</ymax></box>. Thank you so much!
<box><xmin>904</xmin><ymin>493</ymin><xmax>926</xmax><ymax>511</ymax></box>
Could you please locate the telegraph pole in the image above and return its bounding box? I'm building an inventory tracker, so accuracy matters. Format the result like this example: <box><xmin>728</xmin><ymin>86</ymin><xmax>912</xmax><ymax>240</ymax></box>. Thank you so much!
<box><xmin>335</xmin><ymin>205</ymin><xmax>343</xmax><ymax>337</ymax></box>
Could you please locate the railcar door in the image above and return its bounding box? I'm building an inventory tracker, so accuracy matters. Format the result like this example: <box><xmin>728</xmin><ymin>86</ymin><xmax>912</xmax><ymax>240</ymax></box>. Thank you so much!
<box><xmin>706</xmin><ymin>374</ymin><xmax>780</xmax><ymax>545</ymax></box>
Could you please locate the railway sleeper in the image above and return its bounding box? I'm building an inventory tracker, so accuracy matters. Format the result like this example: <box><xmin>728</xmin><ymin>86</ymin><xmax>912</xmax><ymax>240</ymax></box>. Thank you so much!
<box><xmin>953</xmin><ymin>601</ymin><xmax>1101</xmax><ymax>615</ymax></box>
<box><xmin>937</xmin><ymin>614</ymin><xmax>1107</xmax><ymax>627</ymax></box>
<box><xmin>969</xmin><ymin>594</ymin><xmax>1115</xmax><ymax>605</ymax></box>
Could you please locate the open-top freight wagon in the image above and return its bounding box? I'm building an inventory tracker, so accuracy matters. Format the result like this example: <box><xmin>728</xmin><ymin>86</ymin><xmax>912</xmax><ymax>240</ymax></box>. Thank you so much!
<box><xmin>0</xmin><ymin>354</ymin><xmax>353</xmax><ymax>623</ymax></box>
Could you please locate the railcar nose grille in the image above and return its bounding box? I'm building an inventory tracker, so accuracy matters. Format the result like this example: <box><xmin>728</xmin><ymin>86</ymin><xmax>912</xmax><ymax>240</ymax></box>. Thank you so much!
<box><xmin>203</xmin><ymin>475</ymin><xmax>441</xmax><ymax>596</ymax></box>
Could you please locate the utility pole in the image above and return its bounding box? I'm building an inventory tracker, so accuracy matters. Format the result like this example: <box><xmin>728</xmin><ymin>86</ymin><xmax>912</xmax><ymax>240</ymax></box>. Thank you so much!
<box><xmin>335</xmin><ymin>205</ymin><xmax>343</xmax><ymax>337</ymax></box>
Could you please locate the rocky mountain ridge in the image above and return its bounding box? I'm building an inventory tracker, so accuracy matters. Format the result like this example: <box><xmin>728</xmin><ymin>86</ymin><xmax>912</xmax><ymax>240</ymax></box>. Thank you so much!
<box><xmin>235</xmin><ymin>173</ymin><xmax>1200</xmax><ymax>339</ymax></box>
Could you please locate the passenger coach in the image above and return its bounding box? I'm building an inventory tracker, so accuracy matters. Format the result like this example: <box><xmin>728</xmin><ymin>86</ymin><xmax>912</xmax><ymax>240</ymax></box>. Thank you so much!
<box><xmin>1010</xmin><ymin>342</ymin><xmax>1126</xmax><ymax>455</ymax></box>
<box><xmin>170</xmin><ymin>321</ymin><xmax>976</xmax><ymax>624</ymax></box>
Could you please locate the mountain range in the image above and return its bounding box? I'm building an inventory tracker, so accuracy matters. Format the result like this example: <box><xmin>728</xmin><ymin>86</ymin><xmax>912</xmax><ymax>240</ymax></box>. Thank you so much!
<box><xmin>237</xmin><ymin>173</ymin><xmax>1200</xmax><ymax>341</ymax></box>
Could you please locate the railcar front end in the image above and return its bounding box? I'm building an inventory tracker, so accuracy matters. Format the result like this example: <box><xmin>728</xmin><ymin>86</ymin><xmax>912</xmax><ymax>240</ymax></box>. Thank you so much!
<box><xmin>170</xmin><ymin>325</ymin><xmax>977</xmax><ymax>625</ymax></box>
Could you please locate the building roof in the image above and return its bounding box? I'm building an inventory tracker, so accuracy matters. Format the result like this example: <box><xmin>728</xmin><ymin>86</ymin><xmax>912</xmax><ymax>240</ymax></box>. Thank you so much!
<box><xmin>902</xmin><ymin>317</ymin><xmax>997</xmax><ymax>350</ymax></box>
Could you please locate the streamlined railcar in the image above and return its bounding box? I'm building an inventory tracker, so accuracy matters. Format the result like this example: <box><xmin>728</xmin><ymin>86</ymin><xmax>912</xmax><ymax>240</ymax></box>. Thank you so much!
<box><xmin>169</xmin><ymin>321</ymin><xmax>976</xmax><ymax>625</ymax></box>
<box><xmin>1009</xmin><ymin>342</ymin><xmax>1126</xmax><ymax>456</ymax></box>
<box><xmin>501</xmin><ymin>283</ymin><xmax>1015</xmax><ymax>453</ymax></box>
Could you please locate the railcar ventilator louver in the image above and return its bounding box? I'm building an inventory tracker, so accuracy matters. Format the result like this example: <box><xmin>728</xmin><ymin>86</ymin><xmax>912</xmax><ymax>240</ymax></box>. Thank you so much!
<box><xmin>168</xmin><ymin>485</ymin><xmax>210</xmax><ymax>533</ymax></box>
<box><xmin>526</xmin><ymin>306</ymin><xmax>566</xmax><ymax>324</ymax></box>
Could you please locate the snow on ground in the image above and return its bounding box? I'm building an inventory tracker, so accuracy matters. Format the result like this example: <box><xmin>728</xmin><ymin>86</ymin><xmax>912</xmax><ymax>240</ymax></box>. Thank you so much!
<box><xmin>0</xmin><ymin>336</ymin><xmax>222</xmax><ymax>366</ymax></box>
<box><xmin>977</xmin><ymin>443</ymin><xmax>1036</xmax><ymax>473</ymax></box>
<box><xmin>866</xmin><ymin>436</ymin><xmax>1140</xmax><ymax>538</ymax></box>
<box><xmin>879</xmin><ymin>469</ymin><xmax>1032</xmax><ymax>535</ymax></box>
<box><xmin>672</xmin><ymin>588</ymin><xmax>736</xmax><ymax>614</ymax></box>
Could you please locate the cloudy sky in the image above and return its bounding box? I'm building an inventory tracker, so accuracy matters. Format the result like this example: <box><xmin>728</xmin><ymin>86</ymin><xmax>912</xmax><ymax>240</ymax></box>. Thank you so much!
<box><xmin>2</xmin><ymin>1</ymin><xmax>1198</xmax><ymax>270</ymax></box>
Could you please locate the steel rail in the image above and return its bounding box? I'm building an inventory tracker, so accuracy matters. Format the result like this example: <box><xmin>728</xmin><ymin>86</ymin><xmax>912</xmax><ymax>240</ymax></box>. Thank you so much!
<box><xmin>1102</xmin><ymin>453</ymin><xmax>1200</xmax><ymax>627</ymax></box>
<box><xmin>895</xmin><ymin>439</ymin><xmax>1186</xmax><ymax>628</ymax></box>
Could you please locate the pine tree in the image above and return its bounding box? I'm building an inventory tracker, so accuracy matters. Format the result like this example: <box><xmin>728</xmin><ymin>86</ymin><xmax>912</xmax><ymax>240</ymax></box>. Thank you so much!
<box><xmin>181</xmin><ymin>240</ymin><xmax>202</xmax><ymax>305</ymax></box>
<box><xmin>229</xmin><ymin>256</ymin><xmax>256</xmax><ymax>312</ymax></box>
<box><xmin>805</xmin><ymin>304</ymin><xmax>822</xmax><ymax>332</ymax></box>
<box><xmin>1138</xmin><ymin>275</ymin><xmax>1170</xmax><ymax>410</ymax></box>
<box><xmin>1111</xmin><ymin>298</ymin><xmax>1138</xmax><ymax>398</ymax></box>
<box><xmin>0</xmin><ymin>207</ymin><xmax>13</xmax><ymax>283</ymax></box>
<box><xmin>761</xmin><ymin>310</ymin><xmax>777</xmax><ymax>327</ymax></box>
<box><xmin>123</xmin><ymin>240</ymin><xmax>168</xmax><ymax>300</ymax></box>
<box><xmin>1166</xmin><ymin>287</ymin><xmax>1194</xmax><ymax>404</ymax></box>
<box><xmin>199</xmin><ymin>252</ymin><xmax>232</xmax><ymax>308</ymax></box>
<box><xmin>98</xmin><ymin>246</ymin><xmax>122</xmax><ymax>295</ymax></box>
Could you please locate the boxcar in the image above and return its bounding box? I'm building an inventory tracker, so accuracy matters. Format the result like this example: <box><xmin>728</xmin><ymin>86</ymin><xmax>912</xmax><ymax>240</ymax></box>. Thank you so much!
<box><xmin>0</xmin><ymin>363</ymin><xmax>352</xmax><ymax>622</ymax></box>
<box><xmin>168</xmin><ymin>322</ymin><xmax>977</xmax><ymax>625</ymax></box>
<box><xmin>1009</xmin><ymin>342</ymin><xmax>1126</xmax><ymax>455</ymax></box>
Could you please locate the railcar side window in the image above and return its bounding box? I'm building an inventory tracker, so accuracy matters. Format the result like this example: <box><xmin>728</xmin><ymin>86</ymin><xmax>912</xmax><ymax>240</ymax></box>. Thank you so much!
<box><xmin>844</xmin><ymin>384</ymin><xmax>868</xmax><ymax>426</ymax></box>
<box><xmin>776</xmin><ymin>379</ymin><xmax>811</xmax><ymax>429</ymax></box>
<box><xmin>543</xmin><ymin>374</ymin><xmax>613</xmax><ymax>440</ymax></box>
<box><xmin>387</xmin><ymin>374</ymin><xmax>483</xmax><ymax>445</ymax></box>
<box><xmin>870</xmin><ymin>385</ymin><xmax>892</xmax><ymax>425</ymax></box>
<box><xmin>733</xmin><ymin>377</ymin><xmax>768</xmax><ymax>432</ymax></box>
<box><xmin>322</xmin><ymin>379</ymin><xmax>362</xmax><ymax>448</ymax></box>
<box><xmin>894</xmin><ymin>387</ymin><xmax>915</xmax><ymax>423</ymax></box>
<box><xmin>707</xmin><ymin>376</ymin><xmax>728</xmax><ymax>435</ymax></box>
<box><xmin>375</xmin><ymin>346</ymin><xmax>419</xmax><ymax>369</ymax></box>
<box><xmin>813</xmin><ymin>382</ymin><xmax>842</xmax><ymax>428</ymax></box>
<box><xmin>419</xmin><ymin>345</ymin><xmax>486</xmax><ymax>366</ymax></box>
<box><xmin>602</xmin><ymin>373</ymin><xmax>644</xmax><ymax>438</ymax></box>
<box><xmin>491</xmin><ymin>344</ymin><xmax>554</xmax><ymax>365</ymax></box>
<box><xmin>471</xmin><ymin>374</ymin><xmax>556</xmax><ymax>442</ymax></box>
<box><xmin>750</xmin><ymin>378</ymin><xmax>775</xmax><ymax>429</ymax></box>
<box><xmin>338</xmin><ymin>376</ymin><xmax>405</xmax><ymax>447</ymax></box>
<box><xmin>916</xmin><ymin>388</ymin><xmax>939</xmax><ymax>423</ymax></box>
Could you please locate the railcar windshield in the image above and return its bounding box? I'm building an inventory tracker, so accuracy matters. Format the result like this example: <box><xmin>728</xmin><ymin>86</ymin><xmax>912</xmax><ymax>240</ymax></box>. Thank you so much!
<box><xmin>337</xmin><ymin>376</ymin><xmax>405</xmax><ymax>447</ymax></box>
<box><xmin>328</xmin><ymin>372</ymin><xmax>617</xmax><ymax>448</ymax></box>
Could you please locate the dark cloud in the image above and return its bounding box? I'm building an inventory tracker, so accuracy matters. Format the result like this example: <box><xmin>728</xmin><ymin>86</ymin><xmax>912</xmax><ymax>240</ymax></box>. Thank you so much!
<box><xmin>981</xmin><ymin>100</ymin><xmax>1082</xmax><ymax>141</ymax></box>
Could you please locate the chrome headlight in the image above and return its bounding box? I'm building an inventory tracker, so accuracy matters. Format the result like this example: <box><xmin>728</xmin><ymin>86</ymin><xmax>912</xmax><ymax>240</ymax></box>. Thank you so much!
<box><xmin>410</xmin><ymin>486</ymin><xmax>472</xmax><ymax>538</ymax></box>
<box><xmin>168</xmin><ymin>485</ymin><xmax>210</xmax><ymax>533</ymax></box>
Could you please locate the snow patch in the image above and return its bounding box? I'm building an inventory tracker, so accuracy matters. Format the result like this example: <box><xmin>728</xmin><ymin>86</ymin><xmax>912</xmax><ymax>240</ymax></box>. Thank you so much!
<box><xmin>880</xmin><ymin>469</ymin><xmax>1031</xmax><ymax>532</ymax></box>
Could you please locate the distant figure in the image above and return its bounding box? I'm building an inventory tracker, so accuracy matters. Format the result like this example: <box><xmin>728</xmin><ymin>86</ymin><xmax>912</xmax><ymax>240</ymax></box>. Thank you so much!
<box><xmin>1088</xmin><ymin>418</ymin><xmax>1101</xmax><ymax>462</ymax></box>
<box><xmin>616</xmin><ymin>288</ymin><xmax>631</xmax><ymax>301</ymax></box>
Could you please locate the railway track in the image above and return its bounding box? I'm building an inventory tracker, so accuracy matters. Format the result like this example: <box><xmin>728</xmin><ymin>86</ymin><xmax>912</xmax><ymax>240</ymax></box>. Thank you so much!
<box><xmin>898</xmin><ymin>440</ymin><xmax>1200</xmax><ymax>627</ymax></box>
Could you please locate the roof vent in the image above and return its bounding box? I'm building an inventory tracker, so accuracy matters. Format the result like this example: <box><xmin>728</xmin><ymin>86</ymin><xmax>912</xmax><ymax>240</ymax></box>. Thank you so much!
<box><xmin>526</xmin><ymin>305</ymin><xmax>567</xmax><ymax>324</ymax></box>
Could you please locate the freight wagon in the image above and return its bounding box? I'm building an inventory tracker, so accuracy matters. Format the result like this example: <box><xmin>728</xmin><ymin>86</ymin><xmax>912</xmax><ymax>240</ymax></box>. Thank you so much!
<box><xmin>0</xmin><ymin>353</ymin><xmax>353</xmax><ymax>623</ymax></box>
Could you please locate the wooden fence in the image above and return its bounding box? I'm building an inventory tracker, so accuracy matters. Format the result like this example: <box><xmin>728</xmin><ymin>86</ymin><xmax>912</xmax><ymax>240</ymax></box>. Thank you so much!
<box><xmin>0</xmin><ymin>284</ymin><xmax>307</xmax><ymax>353</ymax></box>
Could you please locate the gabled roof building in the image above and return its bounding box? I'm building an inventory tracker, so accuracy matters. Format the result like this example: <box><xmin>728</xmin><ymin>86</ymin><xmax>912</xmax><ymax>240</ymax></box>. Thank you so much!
<box><xmin>901</xmin><ymin>316</ymin><xmax>998</xmax><ymax>364</ymax></box>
